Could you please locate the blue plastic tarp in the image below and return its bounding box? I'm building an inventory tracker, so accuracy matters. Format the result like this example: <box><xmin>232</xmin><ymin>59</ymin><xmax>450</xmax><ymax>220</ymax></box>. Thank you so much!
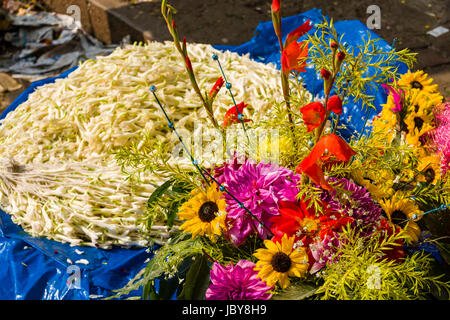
<box><xmin>0</xmin><ymin>8</ymin><xmax>408</xmax><ymax>300</ymax></box>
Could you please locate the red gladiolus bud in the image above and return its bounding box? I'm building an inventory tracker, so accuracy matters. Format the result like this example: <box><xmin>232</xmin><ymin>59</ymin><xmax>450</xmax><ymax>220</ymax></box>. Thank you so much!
<box><xmin>320</xmin><ymin>68</ymin><xmax>331</xmax><ymax>80</ymax></box>
<box><xmin>186</xmin><ymin>56</ymin><xmax>192</xmax><ymax>71</ymax></box>
<box><xmin>172</xmin><ymin>19</ymin><xmax>176</xmax><ymax>29</ymax></box>
<box><xmin>209</xmin><ymin>76</ymin><xmax>225</xmax><ymax>98</ymax></box>
<box><xmin>327</xmin><ymin>95</ymin><xmax>343</xmax><ymax>115</ymax></box>
<box><xmin>337</xmin><ymin>51</ymin><xmax>346</xmax><ymax>61</ymax></box>
<box><xmin>272</xmin><ymin>0</ymin><xmax>280</xmax><ymax>13</ymax></box>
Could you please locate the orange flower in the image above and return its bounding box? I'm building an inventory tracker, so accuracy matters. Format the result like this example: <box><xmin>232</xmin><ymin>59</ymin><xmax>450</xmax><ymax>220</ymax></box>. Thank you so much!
<box><xmin>299</xmin><ymin>101</ymin><xmax>325</xmax><ymax>132</ymax></box>
<box><xmin>327</xmin><ymin>95</ymin><xmax>343</xmax><ymax>115</ymax></box>
<box><xmin>284</xmin><ymin>20</ymin><xmax>313</xmax><ymax>48</ymax></box>
<box><xmin>281</xmin><ymin>41</ymin><xmax>308</xmax><ymax>75</ymax></box>
<box><xmin>296</xmin><ymin>134</ymin><xmax>356</xmax><ymax>190</ymax></box>
<box><xmin>223</xmin><ymin>102</ymin><xmax>251</xmax><ymax>127</ymax></box>
<box><xmin>270</xmin><ymin>200</ymin><xmax>353</xmax><ymax>247</ymax></box>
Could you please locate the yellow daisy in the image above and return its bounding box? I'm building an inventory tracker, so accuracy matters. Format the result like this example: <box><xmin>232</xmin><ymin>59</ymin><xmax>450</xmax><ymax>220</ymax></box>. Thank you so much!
<box><xmin>398</xmin><ymin>70</ymin><xmax>439</xmax><ymax>94</ymax></box>
<box><xmin>417</xmin><ymin>154</ymin><xmax>442</xmax><ymax>185</ymax></box>
<box><xmin>253</xmin><ymin>234</ymin><xmax>309</xmax><ymax>289</ymax></box>
<box><xmin>379</xmin><ymin>194</ymin><xmax>422</xmax><ymax>243</ymax></box>
<box><xmin>177</xmin><ymin>183</ymin><xmax>227</xmax><ymax>241</ymax></box>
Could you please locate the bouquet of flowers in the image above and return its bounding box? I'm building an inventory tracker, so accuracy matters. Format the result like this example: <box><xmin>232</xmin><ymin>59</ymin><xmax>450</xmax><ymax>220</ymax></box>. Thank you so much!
<box><xmin>113</xmin><ymin>0</ymin><xmax>450</xmax><ymax>300</ymax></box>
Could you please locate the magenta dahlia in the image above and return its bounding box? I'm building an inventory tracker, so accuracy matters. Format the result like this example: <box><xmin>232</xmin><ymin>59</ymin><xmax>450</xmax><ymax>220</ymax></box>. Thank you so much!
<box><xmin>215</xmin><ymin>157</ymin><xmax>301</xmax><ymax>246</ymax></box>
<box><xmin>206</xmin><ymin>260</ymin><xmax>273</xmax><ymax>300</ymax></box>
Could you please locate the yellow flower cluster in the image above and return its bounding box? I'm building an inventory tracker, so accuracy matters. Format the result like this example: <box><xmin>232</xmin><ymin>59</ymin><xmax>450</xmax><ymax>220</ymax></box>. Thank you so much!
<box><xmin>372</xmin><ymin>70</ymin><xmax>443</xmax><ymax>184</ymax></box>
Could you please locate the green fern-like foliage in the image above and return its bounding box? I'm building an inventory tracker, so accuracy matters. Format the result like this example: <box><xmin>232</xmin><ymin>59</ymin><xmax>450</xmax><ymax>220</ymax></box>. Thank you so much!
<box><xmin>314</xmin><ymin>226</ymin><xmax>450</xmax><ymax>300</ymax></box>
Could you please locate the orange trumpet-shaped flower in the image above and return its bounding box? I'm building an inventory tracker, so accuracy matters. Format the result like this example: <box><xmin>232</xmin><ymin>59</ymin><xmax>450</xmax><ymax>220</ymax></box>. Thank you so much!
<box><xmin>223</xmin><ymin>102</ymin><xmax>251</xmax><ymax>127</ymax></box>
<box><xmin>209</xmin><ymin>76</ymin><xmax>225</xmax><ymax>98</ymax></box>
<box><xmin>296</xmin><ymin>134</ymin><xmax>356</xmax><ymax>190</ymax></box>
<box><xmin>281</xmin><ymin>41</ymin><xmax>308</xmax><ymax>75</ymax></box>
<box><xmin>299</xmin><ymin>101</ymin><xmax>326</xmax><ymax>132</ymax></box>
<box><xmin>284</xmin><ymin>20</ymin><xmax>313</xmax><ymax>48</ymax></box>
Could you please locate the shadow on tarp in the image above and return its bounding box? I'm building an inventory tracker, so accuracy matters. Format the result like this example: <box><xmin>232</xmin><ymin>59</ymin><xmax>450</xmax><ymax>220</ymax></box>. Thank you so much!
<box><xmin>0</xmin><ymin>8</ymin><xmax>408</xmax><ymax>300</ymax></box>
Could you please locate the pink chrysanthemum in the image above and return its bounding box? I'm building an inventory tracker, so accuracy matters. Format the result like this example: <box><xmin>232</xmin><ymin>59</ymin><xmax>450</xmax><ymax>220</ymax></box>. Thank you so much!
<box><xmin>431</xmin><ymin>102</ymin><xmax>450</xmax><ymax>178</ymax></box>
<box><xmin>206</xmin><ymin>260</ymin><xmax>273</xmax><ymax>300</ymax></box>
<box><xmin>216</xmin><ymin>156</ymin><xmax>301</xmax><ymax>246</ymax></box>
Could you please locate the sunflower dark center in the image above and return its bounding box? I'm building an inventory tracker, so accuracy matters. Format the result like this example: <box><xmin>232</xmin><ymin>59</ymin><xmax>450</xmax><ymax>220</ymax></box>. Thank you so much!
<box><xmin>424</xmin><ymin>168</ymin><xmax>435</xmax><ymax>184</ymax></box>
<box><xmin>271</xmin><ymin>252</ymin><xmax>292</xmax><ymax>273</ymax></box>
<box><xmin>198</xmin><ymin>201</ymin><xmax>219</xmax><ymax>223</ymax></box>
<box><xmin>391</xmin><ymin>210</ymin><xmax>407</xmax><ymax>228</ymax></box>
<box><xmin>414</xmin><ymin>117</ymin><xmax>424</xmax><ymax>131</ymax></box>
<box><xmin>414</xmin><ymin>104</ymin><xmax>420</xmax><ymax>113</ymax></box>
<box><xmin>411</xmin><ymin>81</ymin><xmax>423</xmax><ymax>90</ymax></box>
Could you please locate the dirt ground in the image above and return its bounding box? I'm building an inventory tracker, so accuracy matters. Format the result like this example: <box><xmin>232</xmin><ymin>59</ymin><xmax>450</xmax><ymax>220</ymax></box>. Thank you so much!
<box><xmin>1</xmin><ymin>0</ymin><xmax>449</xmax><ymax>111</ymax></box>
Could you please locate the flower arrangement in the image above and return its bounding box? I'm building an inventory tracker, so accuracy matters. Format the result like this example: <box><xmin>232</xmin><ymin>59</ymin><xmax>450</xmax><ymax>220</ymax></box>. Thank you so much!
<box><xmin>113</xmin><ymin>1</ymin><xmax>450</xmax><ymax>300</ymax></box>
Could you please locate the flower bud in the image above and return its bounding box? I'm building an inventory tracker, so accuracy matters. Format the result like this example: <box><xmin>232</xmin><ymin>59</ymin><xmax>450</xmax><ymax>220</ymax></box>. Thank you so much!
<box><xmin>272</xmin><ymin>0</ymin><xmax>280</xmax><ymax>13</ymax></box>
<box><xmin>327</xmin><ymin>95</ymin><xmax>343</xmax><ymax>115</ymax></box>
<box><xmin>320</xmin><ymin>68</ymin><xmax>331</xmax><ymax>80</ymax></box>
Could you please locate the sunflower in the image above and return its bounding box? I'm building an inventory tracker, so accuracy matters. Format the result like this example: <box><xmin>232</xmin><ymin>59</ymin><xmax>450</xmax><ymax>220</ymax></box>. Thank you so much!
<box><xmin>405</xmin><ymin>120</ymin><xmax>434</xmax><ymax>148</ymax></box>
<box><xmin>352</xmin><ymin>169</ymin><xmax>395</xmax><ymax>201</ymax></box>
<box><xmin>417</xmin><ymin>155</ymin><xmax>442</xmax><ymax>185</ymax></box>
<box><xmin>177</xmin><ymin>183</ymin><xmax>227</xmax><ymax>241</ymax></box>
<box><xmin>398</xmin><ymin>70</ymin><xmax>439</xmax><ymax>94</ymax></box>
<box><xmin>407</xmin><ymin>89</ymin><xmax>444</xmax><ymax>115</ymax></box>
<box><xmin>379</xmin><ymin>194</ymin><xmax>422</xmax><ymax>243</ymax></box>
<box><xmin>254</xmin><ymin>234</ymin><xmax>309</xmax><ymax>289</ymax></box>
<box><xmin>403</xmin><ymin>109</ymin><xmax>433</xmax><ymax>137</ymax></box>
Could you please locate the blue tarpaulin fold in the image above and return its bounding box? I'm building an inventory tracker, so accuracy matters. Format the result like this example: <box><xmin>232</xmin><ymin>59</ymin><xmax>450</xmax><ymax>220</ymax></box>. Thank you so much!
<box><xmin>0</xmin><ymin>9</ymin><xmax>408</xmax><ymax>300</ymax></box>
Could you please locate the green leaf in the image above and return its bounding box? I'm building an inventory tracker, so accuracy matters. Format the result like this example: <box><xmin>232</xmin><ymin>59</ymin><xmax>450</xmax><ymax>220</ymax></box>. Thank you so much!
<box><xmin>143</xmin><ymin>282</ymin><xmax>161</xmax><ymax>300</ymax></box>
<box><xmin>177</xmin><ymin>255</ymin><xmax>210</xmax><ymax>300</ymax></box>
<box><xmin>271</xmin><ymin>281</ymin><xmax>318</xmax><ymax>300</ymax></box>
<box><xmin>167</xmin><ymin>200</ymin><xmax>180</xmax><ymax>228</ymax></box>
<box><xmin>148</xmin><ymin>179</ymin><xmax>174</xmax><ymax>207</ymax></box>
<box><xmin>157</xmin><ymin>276</ymin><xmax>181</xmax><ymax>300</ymax></box>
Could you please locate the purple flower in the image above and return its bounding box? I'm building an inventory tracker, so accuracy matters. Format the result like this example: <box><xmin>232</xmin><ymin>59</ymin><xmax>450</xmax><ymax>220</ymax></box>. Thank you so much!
<box><xmin>382</xmin><ymin>83</ymin><xmax>404</xmax><ymax>113</ymax></box>
<box><xmin>319</xmin><ymin>177</ymin><xmax>382</xmax><ymax>234</ymax></box>
<box><xmin>206</xmin><ymin>260</ymin><xmax>273</xmax><ymax>300</ymax></box>
<box><xmin>309</xmin><ymin>232</ymin><xmax>342</xmax><ymax>274</ymax></box>
<box><xmin>216</xmin><ymin>156</ymin><xmax>301</xmax><ymax>246</ymax></box>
